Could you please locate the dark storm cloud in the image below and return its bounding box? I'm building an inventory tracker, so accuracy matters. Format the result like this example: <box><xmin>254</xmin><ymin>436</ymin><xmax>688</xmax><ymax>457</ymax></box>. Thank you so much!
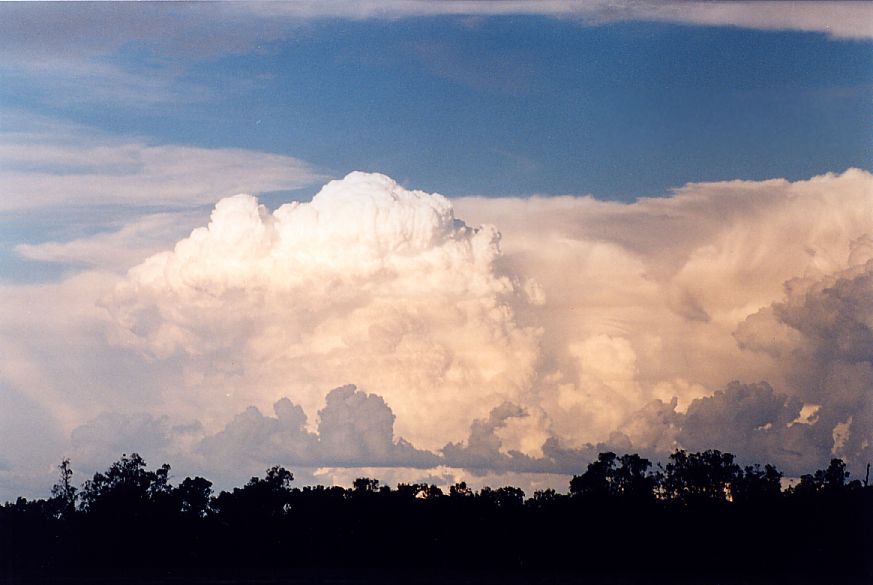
<box><xmin>197</xmin><ymin>385</ymin><xmax>439</xmax><ymax>471</ymax></box>
<box><xmin>677</xmin><ymin>382</ymin><xmax>824</xmax><ymax>474</ymax></box>
<box><xmin>734</xmin><ymin>260</ymin><xmax>873</xmax><ymax>472</ymax></box>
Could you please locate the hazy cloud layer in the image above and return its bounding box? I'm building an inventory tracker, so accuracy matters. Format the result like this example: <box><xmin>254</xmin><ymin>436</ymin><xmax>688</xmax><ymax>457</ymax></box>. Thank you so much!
<box><xmin>245</xmin><ymin>1</ymin><xmax>873</xmax><ymax>40</ymax></box>
<box><xmin>0</xmin><ymin>110</ymin><xmax>321</xmax><ymax>211</ymax></box>
<box><xmin>2</xmin><ymin>168</ymin><xmax>872</xmax><ymax>498</ymax></box>
<box><xmin>3</xmin><ymin>2</ymin><xmax>868</xmax><ymax>114</ymax></box>
<box><xmin>3</xmin><ymin>2</ymin><xmax>870</xmax><ymax>52</ymax></box>
<box><xmin>15</xmin><ymin>212</ymin><xmax>205</xmax><ymax>271</ymax></box>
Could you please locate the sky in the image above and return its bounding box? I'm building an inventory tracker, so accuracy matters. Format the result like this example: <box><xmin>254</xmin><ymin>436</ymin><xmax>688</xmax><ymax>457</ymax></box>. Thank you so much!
<box><xmin>1</xmin><ymin>1</ymin><xmax>872</xmax><ymax>499</ymax></box>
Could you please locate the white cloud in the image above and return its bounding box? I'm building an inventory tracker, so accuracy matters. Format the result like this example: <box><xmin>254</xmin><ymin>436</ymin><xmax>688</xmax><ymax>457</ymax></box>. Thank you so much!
<box><xmin>1</xmin><ymin>2</ymin><xmax>868</xmax><ymax>76</ymax></box>
<box><xmin>2</xmin><ymin>2</ymin><xmax>867</xmax><ymax>125</ymax></box>
<box><xmin>101</xmin><ymin>168</ymin><xmax>873</xmax><ymax>466</ymax></box>
<box><xmin>3</xmin><ymin>168</ymin><xmax>873</xmax><ymax>498</ymax></box>
<box><xmin>15</xmin><ymin>211</ymin><xmax>205</xmax><ymax>270</ymax></box>
<box><xmin>456</xmin><ymin>168</ymin><xmax>873</xmax><ymax>396</ymax></box>
<box><xmin>453</xmin><ymin>168</ymin><xmax>873</xmax><ymax>467</ymax></box>
<box><xmin>3</xmin><ymin>2</ymin><xmax>868</xmax><ymax>58</ymax></box>
<box><xmin>600</xmin><ymin>1</ymin><xmax>873</xmax><ymax>40</ymax></box>
<box><xmin>236</xmin><ymin>1</ymin><xmax>873</xmax><ymax>40</ymax></box>
<box><xmin>0</xmin><ymin>58</ymin><xmax>215</xmax><ymax>109</ymax></box>
<box><xmin>0</xmin><ymin>111</ymin><xmax>322</xmax><ymax>212</ymax></box>
<box><xmin>104</xmin><ymin>172</ymin><xmax>542</xmax><ymax>449</ymax></box>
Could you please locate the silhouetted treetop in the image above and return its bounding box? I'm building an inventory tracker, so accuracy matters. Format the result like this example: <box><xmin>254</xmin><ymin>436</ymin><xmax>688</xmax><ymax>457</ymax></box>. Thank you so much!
<box><xmin>50</xmin><ymin>458</ymin><xmax>77</xmax><ymax>518</ymax></box>
<box><xmin>662</xmin><ymin>449</ymin><xmax>741</xmax><ymax>505</ymax></box>
<box><xmin>569</xmin><ymin>452</ymin><xmax>659</xmax><ymax>501</ymax></box>
<box><xmin>2</xmin><ymin>450</ymin><xmax>871</xmax><ymax>582</ymax></box>
<box><xmin>79</xmin><ymin>453</ymin><xmax>171</xmax><ymax>516</ymax></box>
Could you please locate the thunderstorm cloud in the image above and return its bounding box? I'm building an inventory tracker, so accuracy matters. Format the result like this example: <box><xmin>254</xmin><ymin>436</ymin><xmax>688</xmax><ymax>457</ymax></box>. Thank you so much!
<box><xmin>3</xmin><ymin>168</ymin><xmax>872</xmax><ymax>496</ymax></box>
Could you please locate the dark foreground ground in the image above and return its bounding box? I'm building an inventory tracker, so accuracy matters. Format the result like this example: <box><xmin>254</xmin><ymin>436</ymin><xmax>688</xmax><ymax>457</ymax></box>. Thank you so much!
<box><xmin>4</xmin><ymin>453</ymin><xmax>872</xmax><ymax>585</ymax></box>
<box><xmin>5</xmin><ymin>570</ymin><xmax>873</xmax><ymax>585</ymax></box>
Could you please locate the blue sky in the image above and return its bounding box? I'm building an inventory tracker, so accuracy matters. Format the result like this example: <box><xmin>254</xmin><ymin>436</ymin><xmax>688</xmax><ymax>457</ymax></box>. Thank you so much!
<box><xmin>1</xmin><ymin>2</ymin><xmax>870</xmax><ymax>280</ymax></box>
<box><xmin>2</xmin><ymin>6</ymin><xmax>871</xmax><ymax>203</ymax></box>
<box><xmin>1</xmin><ymin>3</ymin><xmax>873</xmax><ymax>498</ymax></box>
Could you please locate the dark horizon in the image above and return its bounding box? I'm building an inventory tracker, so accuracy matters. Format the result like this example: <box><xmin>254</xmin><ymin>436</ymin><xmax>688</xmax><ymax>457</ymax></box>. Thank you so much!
<box><xmin>3</xmin><ymin>448</ymin><xmax>872</xmax><ymax>583</ymax></box>
<box><xmin>2</xmin><ymin>2</ymin><xmax>873</xmax><ymax>505</ymax></box>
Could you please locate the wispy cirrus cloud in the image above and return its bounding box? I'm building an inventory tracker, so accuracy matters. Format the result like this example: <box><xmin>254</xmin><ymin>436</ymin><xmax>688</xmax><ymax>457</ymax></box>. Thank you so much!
<box><xmin>14</xmin><ymin>212</ymin><xmax>204</xmax><ymax>271</ymax></box>
<box><xmin>3</xmin><ymin>2</ymin><xmax>867</xmax><ymax>137</ymax></box>
<box><xmin>1</xmin><ymin>2</ymin><xmax>869</xmax><ymax>70</ymax></box>
<box><xmin>0</xmin><ymin>59</ymin><xmax>215</xmax><ymax>109</ymax></box>
<box><xmin>0</xmin><ymin>110</ymin><xmax>323</xmax><ymax>212</ymax></box>
<box><xmin>232</xmin><ymin>1</ymin><xmax>873</xmax><ymax>40</ymax></box>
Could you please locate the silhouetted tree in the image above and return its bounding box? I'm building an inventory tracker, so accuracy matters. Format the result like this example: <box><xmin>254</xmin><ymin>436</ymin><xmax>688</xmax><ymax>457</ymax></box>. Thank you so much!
<box><xmin>493</xmin><ymin>486</ymin><xmax>525</xmax><ymax>508</ymax></box>
<box><xmin>450</xmin><ymin>481</ymin><xmax>473</xmax><ymax>498</ymax></box>
<box><xmin>214</xmin><ymin>465</ymin><xmax>294</xmax><ymax>521</ymax></box>
<box><xmin>352</xmin><ymin>477</ymin><xmax>381</xmax><ymax>494</ymax></box>
<box><xmin>569</xmin><ymin>451</ymin><xmax>617</xmax><ymax>498</ymax></box>
<box><xmin>79</xmin><ymin>453</ymin><xmax>171</xmax><ymax>517</ymax></box>
<box><xmin>732</xmin><ymin>463</ymin><xmax>782</xmax><ymax>503</ymax></box>
<box><xmin>479</xmin><ymin>485</ymin><xmax>524</xmax><ymax>508</ymax></box>
<box><xmin>422</xmin><ymin>483</ymin><xmax>443</xmax><ymax>499</ymax></box>
<box><xmin>213</xmin><ymin>465</ymin><xmax>294</xmax><ymax>522</ymax></box>
<box><xmin>50</xmin><ymin>458</ymin><xmax>77</xmax><ymax>518</ymax></box>
<box><xmin>394</xmin><ymin>482</ymin><xmax>421</xmax><ymax>500</ymax></box>
<box><xmin>662</xmin><ymin>449</ymin><xmax>740</xmax><ymax>504</ymax></box>
<box><xmin>794</xmin><ymin>458</ymin><xmax>851</xmax><ymax>495</ymax></box>
<box><xmin>175</xmin><ymin>476</ymin><xmax>213</xmax><ymax>518</ymax></box>
<box><xmin>821</xmin><ymin>458</ymin><xmax>849</xmax><ymax>491</ymax></box>
<box><xmin>395</xmin><ymin>482</ymin><xmax>441</xmax><ymax>500</ymax></box>
<box><xmin>4</xmin><ymin>451</ymin><xmax>871</xmax><ymax>582</ymax></box>
<box><xmin>614</xmin><ymin>453</ymin><xmax>659</xmax><ymax>501</ymax></box>
<box><xmin>529</xmin><ymin>488</ymin><xmax>560</xmax><ymax>508</ymax></box>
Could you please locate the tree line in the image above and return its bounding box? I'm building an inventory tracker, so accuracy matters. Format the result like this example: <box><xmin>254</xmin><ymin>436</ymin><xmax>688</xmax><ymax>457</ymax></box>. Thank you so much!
<box><xmin>2</xmin><ymin>449</ymin><xmax>871</xmax><ymax>582</ymax></box>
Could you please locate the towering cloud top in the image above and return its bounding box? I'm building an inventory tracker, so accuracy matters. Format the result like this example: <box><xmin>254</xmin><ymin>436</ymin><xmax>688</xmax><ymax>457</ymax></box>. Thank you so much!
<box><xmin>126</xmin><ymin>171</ymin><xmax>504</xmax><ymax>293</ymax></box>
<box><xmin>106</xmin><ymin>172</ymin><xmax>540</xmax><ymax>448</ymax></box>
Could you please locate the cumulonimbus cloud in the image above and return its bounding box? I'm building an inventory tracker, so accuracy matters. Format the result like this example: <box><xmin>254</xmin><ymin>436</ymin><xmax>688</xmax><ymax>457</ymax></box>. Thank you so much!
<box><xmin>4</xmin><ymin>168</ymin><xmax>872</xmax><ymax>499</ymax></box>
<box><xmin>453</xmin><ymin>169</ymin><xmax>873</xmax><ymax>463</ymax></box>
<box><xmin>104</xmin><ymin>171</ymin><xmax>543</xmax><ymax>449</ymax></box>
<box><xmin>94</xmin><ymin>168</ymin><xmax>873</xmax><ymax>481</ymax></box>
<box><xmin>734</xmin><ymin>258</ymin><xmax>873</xmax><ymax>468</ymax></box>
